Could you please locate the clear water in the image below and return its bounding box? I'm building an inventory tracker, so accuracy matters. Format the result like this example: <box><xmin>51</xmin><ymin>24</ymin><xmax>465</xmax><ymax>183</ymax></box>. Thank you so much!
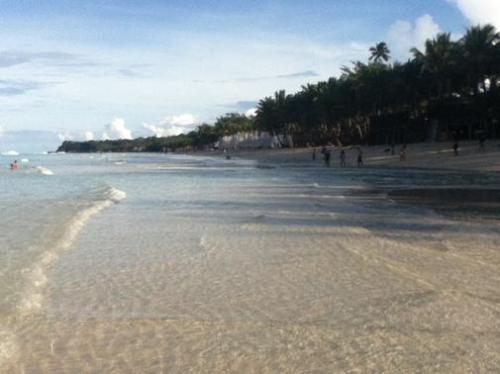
<box><xmin>1</xmin><ymin>153</ymin><xmax>500</xmax><ymax>372</ymax></box>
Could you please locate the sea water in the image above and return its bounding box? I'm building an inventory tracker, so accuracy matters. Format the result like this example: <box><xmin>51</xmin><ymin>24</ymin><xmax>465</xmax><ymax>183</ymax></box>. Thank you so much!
<box><xmin>1</xmin><ymin>153</ymin><xmax>500</xmax><ymax>372</ymax></box>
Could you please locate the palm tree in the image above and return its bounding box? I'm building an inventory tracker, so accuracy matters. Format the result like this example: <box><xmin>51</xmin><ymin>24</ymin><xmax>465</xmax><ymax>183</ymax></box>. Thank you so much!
<box><xmin>460</xmin><ymin>24</ymin><xmax>500</xmax><ymax>94</ymax></box>
<box><xmin>369</xmin><ymin>42</ymin><xmax>391</xmax><ymax>63</ymax></box>
<box><xmin>411</xmin><ymin>33</ymin><xmax>458</xmax><ymax>99</ymax></box>
<box><xmin>256</xmin><ymin>97</ymin><xmax>278</xmax><ymax>136</ymax></box>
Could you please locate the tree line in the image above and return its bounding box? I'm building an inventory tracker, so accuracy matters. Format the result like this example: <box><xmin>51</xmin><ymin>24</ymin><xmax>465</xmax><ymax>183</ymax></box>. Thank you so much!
<box><xmin>255</xmin><ymin>24</ymin><xmax>500</xmax><ymax>146</ymax></box>
<box><xmin>58</xmin><ymin>113</ymin><xmax>255</xmax><ymax>152</ymax></box>
<box><xmin>58</xmin><ymin>24</ymin><xmax>500</xmax><ymax>153</ymax></box>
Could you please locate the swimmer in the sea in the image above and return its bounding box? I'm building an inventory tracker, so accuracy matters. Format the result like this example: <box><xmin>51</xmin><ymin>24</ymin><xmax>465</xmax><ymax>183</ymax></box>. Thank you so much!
<box><xmin>10</xmin><ymin>160</ymin><xmax>18</xmax><ymax>170</ymax></box>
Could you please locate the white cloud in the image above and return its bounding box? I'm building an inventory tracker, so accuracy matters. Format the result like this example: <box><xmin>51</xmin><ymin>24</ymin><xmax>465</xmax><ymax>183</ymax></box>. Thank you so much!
<box><xmin>57</xmin><ymin>131</ymin><xmax>73</xmax><ymax>141</ymax></box>
<box><xmin>166</xmin><ymin>113</ymin><xmax>199</xmax><ymax>126</ymax></box>
<box><xmin>105</xmin><ymin>118</ymin><xmax>132</xmax><ymax>140</ymax></box>
<box><xmin>142</xmin><ymin>124</ymin><xmax>173</xmax><ymax>138</ymax></box>
<box><xmin>84</xmin><ymin>131</ymin><xmax>94</xmax><ymax>141</ymax></box>
<box><xmin>245</xmin><ymin>108</ymin><xmax>257</xmax><ymax>118</ymax></box>
<box><xmin>143</xmin><ymin>113</ymin><xmax>199</xmax><ymax>138</ymax></box>
<box><xmin>101</xmin><ymin>132</ymin><xmax>110</xmax><ymax>141</ymax></box>
<box><xmin>448</xmin><ymin>0</ymin><xmax>500</xmax><ymax>29</ymax></box>
<box><xmin>388</xmin><ymin>15</ymin><xmax>442</xmax><ymax>60</ymax></box>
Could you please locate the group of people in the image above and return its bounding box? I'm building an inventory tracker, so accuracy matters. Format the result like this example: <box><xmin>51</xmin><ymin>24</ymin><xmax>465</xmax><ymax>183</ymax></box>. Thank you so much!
<box><xmin>9</xmin><ymin>160</ymin><xmax>18</xmax><ymax>170</ymax></box>
<box><xmin>313</xmin><ymin>143</ymin><xmax>411</xmax><ymax>168</ymax></box>
<box><xmin>451</xmin><ymin>130</ymin><xmax>489</xmax><ymax>156</ymax></box>
<box><xmin>313</xmin><ymin>147</ymin><xmax>364</xmax><ymax>167</ymax></box>
<box><xmin>312</xmin><ymin>134</ymin><xmax>488</xmax><ymax>167</ymax></box>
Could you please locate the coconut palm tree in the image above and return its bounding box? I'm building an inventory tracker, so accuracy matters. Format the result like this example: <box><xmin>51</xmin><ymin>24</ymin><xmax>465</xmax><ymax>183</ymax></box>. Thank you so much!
<box><xmin>460</xmin><ymin>24</ymin><xmax>500</xmax><ymax>94</ymax></box>
<box><xmin>369</xmin><ymin>42</ymin><xmax>391</xmax><ymax>63</ymax></box>
<box><xmin>256</xmin><ymin>97</ymin><xmax>278</xmax><ymax>135</ymax></box>
<box><xmin>411</xmin><ymin>33</ymin><xmax>459</xmax><ymax>99</ymax></box>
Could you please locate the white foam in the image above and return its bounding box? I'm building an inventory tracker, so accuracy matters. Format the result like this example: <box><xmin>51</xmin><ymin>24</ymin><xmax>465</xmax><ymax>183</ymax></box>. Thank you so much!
<box><xmin>21</xmin><ymin>158</ymin><xmax>29</xmax><ymax>163</ymax></box>
<box><xmin>18</xmin><ymin>186</ymin><xmax>127</xmax><ymax>316</ymax></box>
<box><xmin>108</xmin><ymin>187</ymin><xmax>127</xmax><ymax>202</ymax></box>
<box><xmin>36</xmin><ymin>166</ymin><xmax>54</xmax><ymax>176</ymax></box>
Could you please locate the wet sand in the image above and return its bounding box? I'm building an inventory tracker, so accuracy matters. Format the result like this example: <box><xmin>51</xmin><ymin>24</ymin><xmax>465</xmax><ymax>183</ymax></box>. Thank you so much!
<box><xmin>3</xmin><ymin>156</ymin><xmax>500</xmax><ymax>373</ymax></box>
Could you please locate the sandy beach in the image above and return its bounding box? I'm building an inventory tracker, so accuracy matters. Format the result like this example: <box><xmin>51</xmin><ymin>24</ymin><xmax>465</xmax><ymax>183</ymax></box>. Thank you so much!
<box><xmin>215</xmin><ymin>140</ymin><xmax>500</xmax><ymax>172</ymax></box>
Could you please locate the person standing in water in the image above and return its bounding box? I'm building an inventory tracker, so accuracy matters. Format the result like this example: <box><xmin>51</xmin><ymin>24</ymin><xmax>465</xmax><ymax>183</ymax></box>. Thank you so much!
<box><xmin>340</xmin><ymin>149</ymin><xmax>346</xmax><ymax>167</ymax></box>
<box><xmin>10</xmin><ymin>160</ymin><xmax>18</xmax><ymax>171</ymax></box>
<box><xmin>324</xmin><ymin>148</ymin><xmax>331</xmax><ymax>167</ymax></box>
<box><xmin>357</xmin><ymin>147</ymin><xmax>363</xmax><ymax>167</ymax></box>
<box><xmin>312</xmin><ymin>148</ymin><xmax>316</xmax><ymax>161</ymax></box>
<box><xmin>400</xmin><ymin>144</ymin><xmax>407</xmax><ymax>161</ymax></box>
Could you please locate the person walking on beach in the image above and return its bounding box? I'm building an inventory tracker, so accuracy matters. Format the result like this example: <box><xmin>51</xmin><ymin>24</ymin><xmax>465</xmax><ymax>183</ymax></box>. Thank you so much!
<box><xmin>479</xmin><ymin>133</ymin><xmax>486</xmax><ymax>151</ymax></box>
<box><xmin>400</xmin><ymin>144</ymin><xmax>407</xmax><ymax>161</ymax></box>
<box><xmin>451</xmin><ymin>131</ymin><xmax>459</xmax><ymax>156</ymax></box>
<box><xmin>324</xmin><ymin>148</ymin><xmax>331</xmax><ymax>167</ymax></box>
<box><xmin>340</xmin><ymin>149</ymin><xmax>346</xmax><ymax>167</ymax></box>
<box><xmin>357</xmin><ymin>147</ymin><xmax>363</xmax><ymax>167</ymax></box>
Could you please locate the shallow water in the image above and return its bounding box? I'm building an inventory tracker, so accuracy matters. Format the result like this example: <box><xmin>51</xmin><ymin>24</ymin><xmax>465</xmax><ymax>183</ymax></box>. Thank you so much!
<box><xmin>1</xmin><ymin>153</ymin><xmax>500</xmax><ymax>372</ymax></box>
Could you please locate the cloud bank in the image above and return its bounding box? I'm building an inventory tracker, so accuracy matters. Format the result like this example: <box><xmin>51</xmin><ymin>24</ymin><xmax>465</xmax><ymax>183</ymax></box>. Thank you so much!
<box><xmin>0</xmin><ymin>50</ymin><xmax>77</xmax><ymax>68</ymax></box>
<box><xmin>388</xmin><ymin>15</ymin><xmax>442</xmax><ymax>59</ymax></box>
<box><xmin>105</xmin><ymin>118</ymin><xmax>133</xmax><ymax>140</ymax></box>
<box><xmin>448</xmin><ymin>0</ymin><xmax>500</xmax><ymax>29</ymax></box>
<box><xmin>143</xmin><ymin>114</ymin><xmax>199</xmax><ymax>138</ymax></box>
<box><xmin>57</xmin><ymin>131</ymin><xmax>73</xmax><ymax>141</ymax></box>
<box><xmin>195</xmin><ymin>70</ymin><xmax>319</xmax><ymax>84</ymax></box>
<box><xmin>84</xmin><ymin>131</ymin><xmax>94</xmax><ymax>141</ymax></box>
<box><xmin>0</xmin><ymin>80</ymin><xmax>49</xmax><ymax>96</ymax></box>
<box><xmin>245</xmin><ymin>108</ymin><xmax>257</xmax><ymax>118</ymax></box>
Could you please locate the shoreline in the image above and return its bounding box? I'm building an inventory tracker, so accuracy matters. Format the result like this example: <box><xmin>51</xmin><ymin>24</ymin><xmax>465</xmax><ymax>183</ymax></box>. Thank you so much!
<box><xmin>200</xmin><ymin>140</ymin><xmax>500</xmax><ymax>172</ymax></box>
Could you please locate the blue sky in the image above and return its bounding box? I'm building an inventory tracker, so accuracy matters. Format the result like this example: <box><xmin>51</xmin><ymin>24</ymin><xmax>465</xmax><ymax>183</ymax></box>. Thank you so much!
<box><xmin>0</xmin><ymin>0</ymin><xmax>498</xmax><ymax>151</ymax></box>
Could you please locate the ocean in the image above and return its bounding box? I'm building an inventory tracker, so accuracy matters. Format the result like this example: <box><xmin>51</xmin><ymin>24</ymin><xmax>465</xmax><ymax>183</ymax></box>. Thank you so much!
<box><xmin>1</xmin><ymin>153</ymin><xmax>500</xmax><ymax>372</ymax></box>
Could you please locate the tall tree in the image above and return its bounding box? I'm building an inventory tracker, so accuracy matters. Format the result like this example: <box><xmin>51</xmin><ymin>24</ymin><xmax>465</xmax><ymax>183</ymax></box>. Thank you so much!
<box><xmin>369</xmin><ymin>42</ymin><xmax>391</xmax><ymax>63</ymax></box>
<box><xmin>460</xmin><ymin>24</ymin><xmax>500</xmax><ymax>94</ymax></box>
<box><xmin>411</xmin><ymin>33</ymin><xmax>459</xmax><ymax>99</ymax></box>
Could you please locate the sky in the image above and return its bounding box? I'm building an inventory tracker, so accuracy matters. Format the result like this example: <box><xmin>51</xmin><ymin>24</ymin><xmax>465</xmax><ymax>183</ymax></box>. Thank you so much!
<box><xmin>0</xmin><ymin>0</ymin><xmax>498</xmax><ymax>152</ymax></box>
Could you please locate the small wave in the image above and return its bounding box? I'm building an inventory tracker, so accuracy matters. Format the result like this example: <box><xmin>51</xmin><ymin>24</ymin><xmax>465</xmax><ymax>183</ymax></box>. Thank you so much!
<box><xmin>21</xmin><ymin>158</ymin><xmax>29</xmax><ymax>163</ymax></box>
<box><xmin>1</xmin><ymin>150</ymin><xmax>19</xmax><ymax>156</ymax></box>
<box><xmin>36</xmin><ymin>166</ymin><xmax>54</xmax><ymax>176</ymax></box>
<box><xmin>108</xmin><ymin>187</ymin><xmax>127</xmax><ymax>202</ymax></box>
<box><xmin>18</xmin><ymin>186</ymin><xmax>127</xmax><ymax>316</ymax></box>
<box><xmin>114</xmin><ymin>161</ymin><xmax>127</xmax><ymax>165</ymax></box>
